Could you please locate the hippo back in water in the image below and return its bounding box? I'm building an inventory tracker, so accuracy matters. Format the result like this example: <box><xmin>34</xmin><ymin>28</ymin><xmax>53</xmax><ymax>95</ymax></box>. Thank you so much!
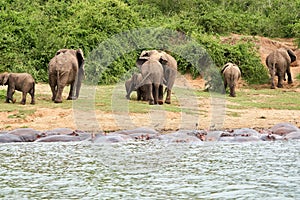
<box><xmin>7</xmin><ymin>128</ymin><xmax>42</xmax><ymax>142</ymax></box>
<box><xmin>0</xmin><ymin>133</ymin><xmax>23</xmax><ymax>143</ymax></box>
<box><xmin>93</xmin><ymin>134</ymin><xmax>131</xmax><ymax>143</ymax></box>
<box><xmin>158</xmin><ymin>130</ymin><xmax>203</xmax><ymax>143</ymax></box>
<box><xmin>35</xmin><ymin>135</ymin><xmax>82</xmax><ymax>142</ymax></box>
<box><xmin>270</xmin><ymin>123</ymin><xmax>299</xmax><ymax>136</ymax></box>
<box><xmin>283</xmin><ymin>131</ymin><xmax>300</xmax><ymax>140</ymax></box>
<box><xmin>42</xmin><ymin>128</ymin><xmax>74</xmax><ymax>136</ymax></box>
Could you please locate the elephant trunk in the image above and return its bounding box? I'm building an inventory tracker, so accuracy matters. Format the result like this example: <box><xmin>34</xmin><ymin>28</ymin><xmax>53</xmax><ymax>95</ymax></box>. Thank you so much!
<box><xmin>125</xmin><ymin>81</ymin><xmax>134</xmax><ymax>99</ymax></box>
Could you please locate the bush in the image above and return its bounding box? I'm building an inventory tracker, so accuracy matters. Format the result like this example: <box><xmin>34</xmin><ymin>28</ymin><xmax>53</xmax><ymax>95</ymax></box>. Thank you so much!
<box><xmin>0</xmin><ymin>0</ymin><xmax>297</xmax><ymax>85</ymax></box>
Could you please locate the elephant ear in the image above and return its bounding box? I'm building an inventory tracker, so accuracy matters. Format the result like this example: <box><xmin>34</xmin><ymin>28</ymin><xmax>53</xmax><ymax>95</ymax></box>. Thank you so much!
<box><xmin>221</xmin><ymin>63</ymin><xmax>231</xmax><ymax>74</ymax></box>
<box><xmin>56</xmin><ymin>49</ymin><xmax>69</xmax><ymax>56</ymax></box>
<box><xmin>287</xmin><ymin>49</ymin><xmax>296</xmax><ymax>63</ymax></box>
<box><xmin>140</xmin><ymin>50</ymin><xmax>150</xmax><ymax>58</ymax></box>
<box><xmin>76</xmin><ymin>49</ymin><xmax>85</xmax><ymax>68</ymax></box>
<box><xmin>159</xmin><ymin>54</ymin><xmax>168</xmax><ymax>65</ymax></box>
<box><xmin>136</xmin><ymin>51</ymin><xmax>149</xmax><ymax>68</ymax></box>
<box><xmin>3</xmin><ymin>73</ymin><xmax>10</xmax><ymax>85</ymax></box>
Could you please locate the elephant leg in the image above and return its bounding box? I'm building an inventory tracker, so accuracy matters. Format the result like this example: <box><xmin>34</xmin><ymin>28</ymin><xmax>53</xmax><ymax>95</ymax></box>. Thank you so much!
<box><xmin>49</xmin><ymin>76</ymin><xmax>57</xmax><ymax>101</ymax></box>
<box><xmin>29</xmin><ymin>88</ymin><xmax>35</xmax><ymax>105</ymax></box>
<box><xmin>55</xmin><ymin>84</ymin><xmax>65</xmax><ymax>103</ymax></box>
<box><xmin>158</xmin><ymin>85</ymin><xmax>164</xmax><ymax>105</ymax></box>
<box><xmin>153</xmin><ymin>83</ymin><xmax>161</xmax><ymax>105</ymax></box>
<box><xmin>137</xmin><ymin>88</ymin><xmax>142</xmax><ymax>101</ymax></box>
<box><xmin>270</xmin><ymin>70</ymin><xmax>276</xmax><ymax>89</ymax></box>
<box><xmin>286</xmin><ymin>68</ymin><xmax>293</xmax><ymax>84</ymax></box>
<box><xmin>277</xmin><ymin>73</ymin><xmax>284</xmax><ymax>88</ymax></box>
<box><xmin>55</xmin><ymin>77</ymin><xmax>68</xmax><ymax>103</ymax></box>
<box><xmin>165</xmin><ymin>88</ymin><xmax>172</xmax><ymax>104</ymax></box>
<box><xmin>67</xmin><ymin>82</ymin><xmax>77</xmax><ymax>100</ymax></box>
<box><xmin>223</xmin><ymin>81</ymin><xmax>228</xmax><ymax>94</ymax></box>
<box><xmin>148</xmin><ymin>84</ymin><xmax>154</xmax><ymax>105</ymax></box>
<box><xmin>6</xmin><ymin>87</ymin><xmax>16</xmax><ymax>103</ymax></box>
<box><xmin>21</xmin><ymin>91</ymin><xmax>27</xmax><ymax>105</ymax></box>
<box><xmin>229</xmin><ymin>85</ymin><xmax>236</xmax><ymax>97</ymax></box>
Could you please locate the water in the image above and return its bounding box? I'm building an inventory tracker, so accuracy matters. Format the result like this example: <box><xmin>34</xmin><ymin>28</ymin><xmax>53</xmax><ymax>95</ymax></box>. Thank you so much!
<box><xmin>0</xmin><ymin>140</ymin><xmax>299</xmax><ymax>199</ymax></box>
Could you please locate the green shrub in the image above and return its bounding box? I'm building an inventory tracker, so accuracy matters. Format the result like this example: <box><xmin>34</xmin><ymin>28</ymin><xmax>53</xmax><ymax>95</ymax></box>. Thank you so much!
<box><xmin>0</xmin><ymin>0</ymin><xmax>297</xmax><ymax>85</ymax></box>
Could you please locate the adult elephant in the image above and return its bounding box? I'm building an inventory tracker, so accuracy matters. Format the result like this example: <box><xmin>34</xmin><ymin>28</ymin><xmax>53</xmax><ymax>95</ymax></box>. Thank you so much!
<box><xmin>125</xmin><ymin>73</ymin><xmax>148</xmax><ymax>101</ymax></box>
<box><xmin>138</xmin><ymin>59</ymin><xmax>164</xmax><ymax>105</ymax></box>
<box><xmin>136</xmin><ymin>50</ymin><xmax>177</xmax><ymax>104</ymax></box>
<box><xmin>266</xmin><ymin>48</ymin><xmax>296</xmax><ymax>89</ymax></box>
<box><xmin>48</xmin><ymin>48</ymin><xmax>85</xmax><ymax>103</ymax></box>
<box><xmin>221</xmin><ymin>63</ymin><xmax>241</xmax><ymax>97</ymax></box>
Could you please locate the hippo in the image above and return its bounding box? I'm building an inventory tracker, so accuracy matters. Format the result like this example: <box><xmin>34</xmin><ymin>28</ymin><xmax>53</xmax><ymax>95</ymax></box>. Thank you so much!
<box><xmin>157</xmin><ymin>130</ymin><xmax>203</xmax><ymax>143</ymax></box>
<box><xmin>41</xmin><ymin>128</ymin><xmax>74</xmax><ymax>136</ymax></box>
<box><xmin>108</xmin><ymin>127</ymin><xmax>160</xmax><ymax>141</ymax></box>
<box><xmin>206</xmin><ymin>131</ymin><xmax>228</xmax><ymax>141</ymax></box>
<box><xmin>7</xmin><ymin>128</ymin><xmax>43</xmax><ymax>142</ymax></box>
<box><xmin>218</xmin><ymin>128</ymin><xmax>260</xmax><ymax>142</ymax></box>
<box><xmin>283</xmin><ymin>131</ymin><xmax>300</xmax><ymax>140</ymax></box>
<box><xmin>35</xmin><ymin>135</ymin><xmax>83</xmax><ymax>142</ymax></box>
<box><xmin>111</xmin><ymin>127</ymin><xmax>158</xmax><ymax>135</ymax></box>
<box><xmin>270</xmin><ymin>123</ymin><xmax>299</xmax><ymax>136</ymax></box>
<box><xmin>260</xmin><ymin>134</ymin><xmax>283</xmax><ymax>141</ymax></box>
<box><xmin>0</xmin><ymin>133</ymin><xmax>23</xmax><ymax>143</ymax></box>
<box><xmin>232</xmin><ymin>128</ymin><xmax>260</xmax><ymax>137</ymax></box>
<box><xmin>93</xmin><ymin>134</ymin><xmax>131</xmax><ymax>143</ymax></box>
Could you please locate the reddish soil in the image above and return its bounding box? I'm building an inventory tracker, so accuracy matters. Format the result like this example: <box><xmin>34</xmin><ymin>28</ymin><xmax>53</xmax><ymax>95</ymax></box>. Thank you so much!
<box><xmin>0</xmin><ymin>35</ymin><xmax>299</xmax><ymax>132</ymax></box>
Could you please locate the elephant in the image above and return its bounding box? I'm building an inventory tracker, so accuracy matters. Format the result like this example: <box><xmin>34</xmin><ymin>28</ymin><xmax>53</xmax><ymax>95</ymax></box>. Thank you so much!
<box><xmin>136</xmin><ymin>50</ymin><xmax>177</xmax><ymax>104</ymax></box>
<box><xmin>0</xmin><ymin>72</ymin><xmax>35</xmax><ymax>105</ymax></box>
<box><xmin>221</xmin><ymin>62</ymin><xmax>241</xmax><ymax>97</ymax></box>
<box><xmin>48</xmin><ymin>48</ymin><xmax>85</xmax><ymax>103</ymax></box>
<box><xmin>125</xmin><ymin>73</ymin><xmax>148</xmax><ymax>101</ymax></box>
<box><xmin>265</xmin><ymin>48</ymin><xmax>296</xmax><ymax>89</ymax></box>
<box><xmin>138</xmin><ymin>59</ymin><xmax>164</xmax><ymax>105</ymax></box>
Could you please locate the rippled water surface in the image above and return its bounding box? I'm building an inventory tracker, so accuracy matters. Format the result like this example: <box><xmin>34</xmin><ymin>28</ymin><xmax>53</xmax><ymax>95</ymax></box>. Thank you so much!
<box><xmin>0</xmin><ymin>140</ymin><xmax>299</xmax><ymax>199</ymax></box>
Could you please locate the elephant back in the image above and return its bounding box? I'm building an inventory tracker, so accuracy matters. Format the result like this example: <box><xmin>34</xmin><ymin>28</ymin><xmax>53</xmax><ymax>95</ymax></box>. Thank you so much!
<box><xmin>221</xmin><ymin>63</ymin><xmax>240</xmax><ymax>74</ymax></box>
<box><xmin>140</xmin><ymin>60</ymin><xmax>164</xmax><ymax>85</ymax></box>
<box><xmin>266</xmin><ymin>48</ymin><xmax>295</xmax><ymax>69</ymax></box>
<box><xmin>50</xmin><ymin>51</ymin><xmax>77</xmax><ymax>72</ymax></box>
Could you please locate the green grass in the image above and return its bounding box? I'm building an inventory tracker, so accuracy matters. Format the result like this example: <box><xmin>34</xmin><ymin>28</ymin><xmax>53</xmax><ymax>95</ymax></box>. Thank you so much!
<box><xmin>226</xmin><ymin>88</ymin><xmax>300</xmax><ymax>110</ymax></box>
<box><xmin>1</xmin><ymin>83</ymin><xmax>300</xmax><ymax>123</ymax></box>
<box><xmin>7</xmin><ymin>109</ymin><xmax>36</xmax><ymax>119</ymax></box>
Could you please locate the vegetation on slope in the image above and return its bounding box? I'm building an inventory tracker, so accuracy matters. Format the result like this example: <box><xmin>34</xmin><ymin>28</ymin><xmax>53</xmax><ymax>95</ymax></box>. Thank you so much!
<box><xmin>0</xmin><ymin>0</ymin><xmax>299</xmax><ymax>84</ymax></box>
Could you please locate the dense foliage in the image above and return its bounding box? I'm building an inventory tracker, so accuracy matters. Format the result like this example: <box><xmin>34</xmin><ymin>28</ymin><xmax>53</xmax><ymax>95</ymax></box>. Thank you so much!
<box><xmin>0</xmin><ymin>0</ymin><xmax>299</xmax><ymax>84</ymax></box>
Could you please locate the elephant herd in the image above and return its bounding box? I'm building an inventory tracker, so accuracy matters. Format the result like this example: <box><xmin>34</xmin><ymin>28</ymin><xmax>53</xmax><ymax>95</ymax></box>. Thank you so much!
<box><xmin>126</xmin><ymin>47</ymin><xmax>297</xmax><ymax>101</ymax></box>
<box><xmin>0</xmin><ymin>47</ymin><xmax>297</xmax><ymax>105</ymax></box>
<box><xmin>0</xmin><ymin>122</ymin><xmax>299</xmax><ymax>143</ymax></box>
<box><xmin>125</xmin><ymin>50</ymin><xmax>178</xmax><ymax>105</ymax></box>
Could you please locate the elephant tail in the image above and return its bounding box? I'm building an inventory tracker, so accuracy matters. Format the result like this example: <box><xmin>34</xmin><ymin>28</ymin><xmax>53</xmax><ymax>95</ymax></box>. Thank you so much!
<box><xmin>135</xmin><ymin>72</ymin><xmax>151</xmax><ymax>90</ymax></box>
<box><xmin>31</xmin><ymin>81</ymin><xmax>35</xmax><ymax>95</ymax></box>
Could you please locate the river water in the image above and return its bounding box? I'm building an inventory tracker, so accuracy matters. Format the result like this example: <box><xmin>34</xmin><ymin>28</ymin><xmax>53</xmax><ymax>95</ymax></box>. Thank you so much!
<box><xmin>0</xmin><ymin>140</ymin><xmax>299</xmax><ymax>199</ymax></box>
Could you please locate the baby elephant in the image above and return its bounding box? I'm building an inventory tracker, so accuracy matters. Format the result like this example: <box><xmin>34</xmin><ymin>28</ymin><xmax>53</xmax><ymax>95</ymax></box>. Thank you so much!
<box><xmin>221</xmin><ymin>63</ymin><xmax>241</xmax><ymax>97</ymax></box>
<box><xmin>0</xmin><ymin>72</ymin><xmax>35</xmax><ymax>105</ymax></box>
<box><xmin>125</xmin><ymin>73</ymin><xmax>148</xmax><ymax>101</ymax></box>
